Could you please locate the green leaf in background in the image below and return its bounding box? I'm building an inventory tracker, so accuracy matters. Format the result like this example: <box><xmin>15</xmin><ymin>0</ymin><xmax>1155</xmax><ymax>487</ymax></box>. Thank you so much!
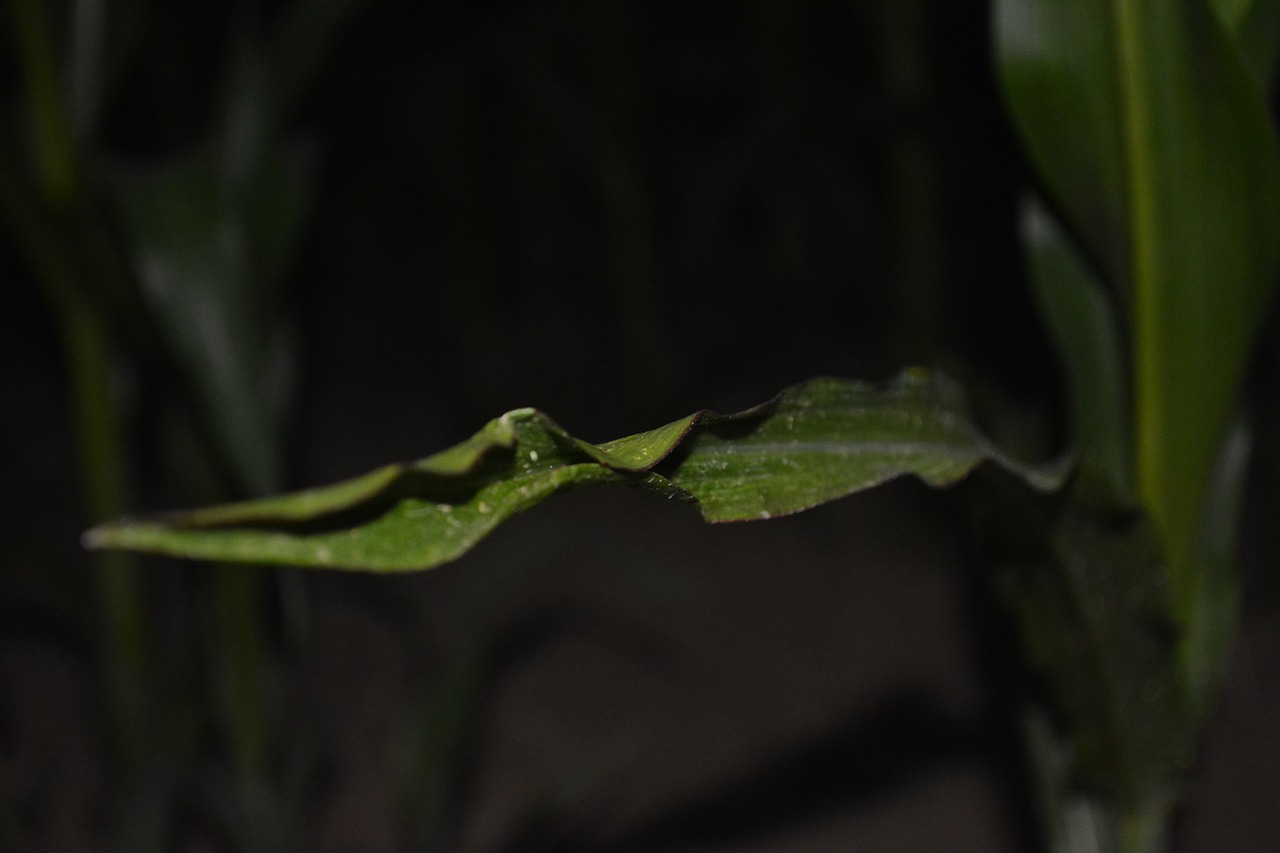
<box><xmin>1210</xmin><ymin>0</ymin><xmax>1280</xmax><ymax>85</ymax></box>
<box><xmin>1117</xmin><ymin>0</ymin><xmax>1280</xmax><ymax>648</ymax></box>
<box><xmin>1022</xmin><ymin>196</ymin><xmax>1130</xmax><ymax>503</ymax></box>
<box><xmin>110</xmin><ymin>148</ymin><xmax>294</xmax><ymax>498</ymax></box>
<box><xmin>998</xmin><ymin>0</ymin><xmax>1280</xmax><ymax>684</ymax></box>
<box><xmin>84</xmin><ymin>371</ymin><xmax>1067</xmax><ymax>572</ymax></box>
<box><xmin>108</xmin><ymin>16</ymin><xmax>317</xmax><ymax>499</ymax></box>
<box><xmin>996</xmin><ymin>0</ymin><xmax>1130</xmax><ymax>289</ymax></box>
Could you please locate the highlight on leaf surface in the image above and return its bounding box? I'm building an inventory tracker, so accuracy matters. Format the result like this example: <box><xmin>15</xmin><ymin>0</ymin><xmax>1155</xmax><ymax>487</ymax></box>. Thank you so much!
<box><xmin>84</xmin><ymin>370</ymin><xmax>1069</xmax><ymax>572</ymax></box>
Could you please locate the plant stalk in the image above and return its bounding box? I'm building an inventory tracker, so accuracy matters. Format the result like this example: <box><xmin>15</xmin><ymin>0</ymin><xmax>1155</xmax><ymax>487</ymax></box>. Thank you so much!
<box><xmin>5</xmin><ymin>0</ymin><xmax>150</xmax><ymax>768</ymax></box>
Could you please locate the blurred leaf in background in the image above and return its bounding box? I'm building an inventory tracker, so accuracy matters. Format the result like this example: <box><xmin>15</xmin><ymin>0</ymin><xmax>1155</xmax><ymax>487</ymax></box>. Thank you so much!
<box><xmin>2</xmin><ymin>0</ymin><xmax>365</xmax><ymax>846</ymax></box>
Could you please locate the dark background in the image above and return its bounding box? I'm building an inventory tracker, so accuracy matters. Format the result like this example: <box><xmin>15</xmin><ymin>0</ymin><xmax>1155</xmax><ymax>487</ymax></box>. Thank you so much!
<box><xmin>3</xmin><ymin>2</ymin><xmax>1277</xmax><ymax>850</ymax></box>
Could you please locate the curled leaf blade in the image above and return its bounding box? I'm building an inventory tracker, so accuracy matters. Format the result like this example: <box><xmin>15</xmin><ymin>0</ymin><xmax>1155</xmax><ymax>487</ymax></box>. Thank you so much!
<box><xmin>85</xmin><ymin>371</ymin><xmax>1067</xmax><ymax>572</ymax></box>
<box><xmin>664</xmin><ymin>373</ymin><xmax>1065</xmax><ymax>522</ymax></box>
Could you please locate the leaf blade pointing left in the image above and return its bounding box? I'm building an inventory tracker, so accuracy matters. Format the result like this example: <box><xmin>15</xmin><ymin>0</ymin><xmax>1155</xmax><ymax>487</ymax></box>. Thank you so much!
<box><xmin>84</xmin><ymin>371</ymin><xmax>1067</xmax><ymax>572</ymax></box>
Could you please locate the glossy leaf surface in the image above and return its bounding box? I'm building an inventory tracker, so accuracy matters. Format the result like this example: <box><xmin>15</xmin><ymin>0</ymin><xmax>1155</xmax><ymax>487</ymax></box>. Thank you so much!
<box><xmin>85</xmin><ymin>371</ymin><xmax>1066</xmax><ymax>572</ymax></box>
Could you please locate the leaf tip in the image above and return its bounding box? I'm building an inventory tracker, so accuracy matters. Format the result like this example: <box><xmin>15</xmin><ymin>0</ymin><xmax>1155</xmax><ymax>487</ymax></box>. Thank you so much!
<box><xmin>81</xmin><ymin>525</ymin><xmax>108</xmax><ymax>550</ymax></box>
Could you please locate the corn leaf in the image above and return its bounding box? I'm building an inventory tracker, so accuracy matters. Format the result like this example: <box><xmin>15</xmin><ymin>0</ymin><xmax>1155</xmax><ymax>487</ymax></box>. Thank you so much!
<box><xmin>1022</xmin><ymin>196</ymin><xmax>1130</xmax><ymax>504</ymax></box>
<box><xmin>997</xmin><ymin>0</ymin><xmax>1280</xmax><ymax>643</ymax></box>
<box><xmin>85</xmin><ymin>371</ymin><xmax>1067</xmax><ymax>572</ymax></box>
<box><xmin>1210</xmin><ymin>0</ymin><xmax>1280</xmax><ymax>85</ymax></box>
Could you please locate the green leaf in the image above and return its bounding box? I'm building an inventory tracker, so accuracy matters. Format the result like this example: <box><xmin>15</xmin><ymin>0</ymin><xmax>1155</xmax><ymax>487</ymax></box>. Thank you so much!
<box><xmin>110</xmin><ymin>150</ymin><xmax>287</xmax><ymax>496</ymax></box>
<box><xmin>998</xmin><ymin>0</ymin><xmax>1280</xmax><ymax>639</ymax></box>
<box><xmin>84</xmin><ymin>371</ymin><xmax>1067</xmax><ymax>572</ymax></box>
<box><xmin>107</xmin><ymin>19</ymin><xmax>316</xmax><ymax>498</ymax></box>
<box><xmin>1210</xmin><ymin>0</ymin><xmax>1280</xmax><ymax>86</ymax></box>
<box><xmin>1120</xmin><ymin>0</ymin><xmax>1280</xmax><ymax>633</ymax></box>
<box><xmin>996</xmin><ymin>0</ymin><xmax>1130</xmax><ymax>290</ymax></box>
<box><xmin>1181</xmin><ymin>418</ymin><xmax>1251</xmax><ymax>705</ymax></box>
<box><xmin>1022</xmin><ymin>196</ymin><xmax>1131</xmax><ymax>504</ymax></box>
